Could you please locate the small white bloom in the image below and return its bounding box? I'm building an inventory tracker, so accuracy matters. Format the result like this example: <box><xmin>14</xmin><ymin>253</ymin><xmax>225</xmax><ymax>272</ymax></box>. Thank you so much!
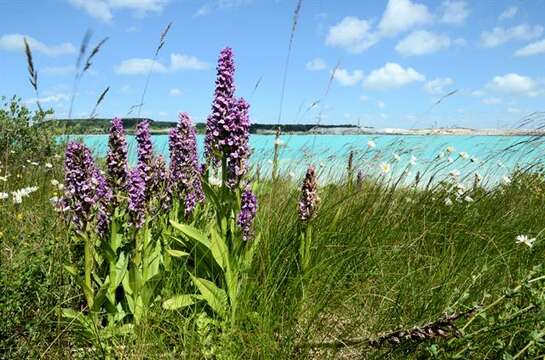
<box><xmin>50</xmin><ymin>179</ymin><xmax>59</xmax><ymax>187</ymax></box>
<box><xmin>49</xmin><ymin>196</ymin><xmax>60</xmax><ymax>206</ymax></box>
<box><xmin>393</xmin><ymin>153</ymin><xmax>401</xmax><ymax>161</ymax></box>
<box><xmin>447</xmin><ymin>157</ymin><xmax>454</xmax><ymax>163</ymax></box>
<box><xmin>464</xmin><ymin>195</ymin><xmax>474</xmax><ymax>203</ymax></box>
<box><xmin>380</xmin><ymin>162</ymin><xmax>391</xmax><ymax>174</ymax></box>
<box><xmin>444</xmin><ymin>197</ymin><xmax>453</xmax><ymax>206</ymax></box>
<box><xmin>267</xmin><ymin>159</ymin><xmax>273</xmax><ymax>164</ymax></box>
<box><xmin>502</xmin><ymin>176</ymin><xmax>511</xmax><ymax>185</ymax></box>
<box><xmin>31</xmin><ymin>161</ymin><xmax>39</xmax><ymax>166</ymax></box>
<box><xmin>409</xmin><ymin>155</ymin><xmax>417</xmax><ymax>166</ymax></box>
<box><xmin>45</xmin><ymin>163</ymin><xmax>53</xmax><ymax>169</ymax></box>
<box><xmin>459</xmin><ymin>152</ymin><xmax>469</xmax><ymax>159</ymax></box>
<box><xmin>515</xmin><ymin>235</ymin><xmax>536</xmax><ymax>248</ymax></box>
<box><xmin>367</xmin><ymin>140</ymin><xmax>376</xmax><ymax>149</ymax></box>
<box><xmin>0</xmin><ymin>175</ymin><xmax>8</xmax><ymax>182</ymax></box>
<box><xmin>58</xmin><ymin>184</ymin><xmax>64</xmax><ymax>191</ymax></box>
<box><xmin>209</xmin><ymin>176</ymin><xmax>222</xmax><ymax>186</ymax></box>
<box><xmin>438</xmin><ymin>151</ymin><xmax>445</xmax><ymax>159</ymax></box>
<box><xmin>446</xmin><ymin>146</ymin><xmax>455</xmax><ymax>153</ymax></box>
<box><xmin>0</xmin><ymin>192</ymin><xmax>8</xmax><ymax>200</ymax></box>
<box><xmin>10</xmin><ymin>150</ymin><xmax>15</xmax><ymax>154</ymax></box>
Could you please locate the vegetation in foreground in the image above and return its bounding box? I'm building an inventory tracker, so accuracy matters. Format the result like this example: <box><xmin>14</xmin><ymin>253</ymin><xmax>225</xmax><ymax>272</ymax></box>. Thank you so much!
<box><xmin>2</xmin><ymin>49</ymin><xmax>545</xmax><ymax>360</ymax></box>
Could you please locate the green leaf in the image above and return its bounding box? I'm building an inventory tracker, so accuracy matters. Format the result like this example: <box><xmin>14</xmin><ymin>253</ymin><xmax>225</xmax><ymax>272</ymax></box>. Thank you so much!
<box><xmin>143</xmin><ymin>240</ymin><xmax>162</xmax><ymax>283</ymax></box>
<box><xmin>170</xmin><ymin>220</ymin><xmax>210</xmax><ymax>249</ymax></box>
<box><xmin>64</xmin><ymin>265</ymin><xmax>78</xmax><ymax>277</ymax></box>
<box><xmin>242</xmin><ymin>233</ymin><xmax>261</xmax><ymax>272</ymax></box>
<box><xmin>190</xmin><ymin>274</ymin><xmax>228</xmax><ymax>318</ymax></box>
<box><xmin>162</xmin><ymin>294</ymin><xmax>197</xmax><ymax>310</ymax></box>
<box><xmin>209</xmin><ymin>226</ymin><xmax>230</xmax><ymax>271</ymax></box>
<box><xmin>166</xmin><ymin>249</ymin><xmax>190</xmax><ymax>258</ymax></box>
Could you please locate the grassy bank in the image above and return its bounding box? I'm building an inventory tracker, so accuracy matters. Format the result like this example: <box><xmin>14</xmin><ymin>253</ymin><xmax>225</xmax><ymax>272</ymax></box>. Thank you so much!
<box><xmin>2</xmin><ymin>146</ymin><xmax>545</xmax><ymax>358</ymax></box>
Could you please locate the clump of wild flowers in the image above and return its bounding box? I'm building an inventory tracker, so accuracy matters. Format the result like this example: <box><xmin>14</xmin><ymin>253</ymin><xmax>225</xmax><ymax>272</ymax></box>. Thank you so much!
<box><xmin>62</xmin><ymin>141</ymin><xmax>104</xmax><ymax>232</ymax></box>
<box><xmin>224</xmin><ymin>97</ymin><xmax>251</xmax><ymax>188</ymax></box>
<box><xmin>299</xmin><ymin>165</ymin><xmax>318</xmax><ymax>222</ymax></box>
<box><xmin>169</xmin><ymin>112</ymin><xmax>204</xmax><ymax>217</ymax></box>
<box><xmin>237</xmin><ymin>185</ymin><xmax>257</xmax><ymax>241</ymax></box>
<box><xmin>136</xmin><ymin>120</ymin><xmax>154</xmax><ymax>198</ymax></box>
<box><xmin>205</xmin><ymin>47</ymin><xmax>236</xmax><ymax>165</ymax></box>
<box><xmin>106</xmin><ymin>117</ymin><xmax>129</xmax><ymax>191</ymax></box>
<box><xmin>128</xmin><ymin>167</ymin><xmax>146</xmax><ymax>228</ymax></box>
<box><xmin>203</xmin><ymin>47</ymin><xmax>251</xmax><ymax>188</ymax></box>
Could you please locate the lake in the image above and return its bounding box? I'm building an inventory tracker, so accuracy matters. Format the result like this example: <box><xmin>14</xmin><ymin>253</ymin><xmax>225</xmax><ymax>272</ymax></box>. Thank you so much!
<box><xmin>69</xmin><ymin>134</ymin><xmax>545</xmax><ymax>185</ymax></box>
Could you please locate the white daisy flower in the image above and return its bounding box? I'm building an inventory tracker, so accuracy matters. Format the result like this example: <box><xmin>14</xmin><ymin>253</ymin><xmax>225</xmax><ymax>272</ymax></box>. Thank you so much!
<box><xmin>380</xmin><ymin>162</ymin><xmax>391</xmax><ymax>174</ymax></box>
<box><xmin>0</xmin><ymin>192</ymin><xmax>8</xmax><ymax>200</ymax></box>
<box><xmin>51</xmin><ymin>179</ymin><xmax>60</xmax><ymax>187</ymax></box>
<box><xmin>515</xmin><ymin>235</ymin><xmax>536</xmax><ymax>248</ymax></box>
<box><xmin>45</xmin><ymin>163</ymin><xmax>53</xmax><ymax>169</ymax></box>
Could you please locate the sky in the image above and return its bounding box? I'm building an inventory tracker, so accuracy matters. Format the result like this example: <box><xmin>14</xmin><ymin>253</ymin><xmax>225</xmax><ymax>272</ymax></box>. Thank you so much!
<box><xmin>1</xmin><ymin>0</ymin><xmax>545</xmax><ymax>129</ymax></box>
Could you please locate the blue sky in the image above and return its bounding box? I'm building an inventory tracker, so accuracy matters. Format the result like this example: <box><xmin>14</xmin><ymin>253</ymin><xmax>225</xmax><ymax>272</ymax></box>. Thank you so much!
<box><xmin>1</xmin><ymin>0</ymin><xmax>545</xmax><ymax>129</ymax></box>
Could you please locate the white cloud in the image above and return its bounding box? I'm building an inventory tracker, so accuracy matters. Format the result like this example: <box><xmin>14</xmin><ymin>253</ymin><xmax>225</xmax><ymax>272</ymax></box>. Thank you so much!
<box><xmin>487</xmin><ymin>73</ymin><xmax>540</xmax><ymax>97</ymax></box>
<box><xmin>43</xmin><ymin>65</ymin><xmax>77</xmax><ymax>75</ymax></box>
<box><xmin>480</xmin><ymin>24</ymin><xmax>544</xmax><ymax>47</ymax></box>
<box><xmin>378</xmin><ymin>0</ymin><xmax>433</xmax><ymax>37</ymax></box>
<box><xmin>440</xmin><ymin>0</ymin><xmax>469</xmax><ymax>25</ymax></box>
<box><xmin>68</xmin><ymin>0</ymin><xmax>113</xmax><ymax>22</ymax></box>
<box><xmin>26</xmin><ymin>93</ymin><xmax>70</xmax><ymax>104</ymax></box>
<box><xmin>498</xmin><ymin>6</ymin><xmax>518</xmax><ymax>21</ymax></box>
<box><xmin>325</xmin><ymin>16</ymin><xmax>378</xmax><ymax>53</ymax></box>
<box><xmin>115</xmin><ymin>58</ymin><xmax>168</xmax><ymax>74</ymax></box>
<box><xmin>305</xmin><ymin>57</ymin><xmax>327</xmax><ymax>71</ymax></box>
<box><xmin>482</xmin><ymin>97</ymin><xmax>501</xmax><ymax>105</ymax></box>
<box><xmin>194</xmin><ymin>0</ymin><xmax>251</xmax><ymax>17</ymax></box>
<box><xmin>68</xmin><ymin>0</ymin><xmax>168</xmax><ymax>22</ymax></box>
<box><xmin>363</xmin><ymin>63</ymin><xmax>425</xmax><ymax>90</ymax></box>
<box><xmin>169</xmin><ymin>88</ymin><xmax>182</xmax><ymax>96</ymax></box>
<box><xmin>424</xmin><ymin>77</ymin><xmax>453</xmax><ymax>94</ymax></box>
<box><xmin>194</xmin><ymin>4</ymin><xmax>211</xmax><ymax>17</ymax></box>
<box><xmin>115</xmin><ymin>54</ymin><xmax>208</xmax><ymax>75</ymax></box>
<box><xmin>395</xmin><ymin>30</ymin><xmax>450</xmax><ymax>56</ymax></box>
<box><xmin>515</xmin><ymin>38</ymin><xmax>545</xmax><ymax>57</ymax></box>
<box><xmin>0</xmin><ymin>34</ymin><xmax>76</xmax><ymax>56</ymax></box>
<box><xmin>170</xmin><ymin>54</ymin><xmax>209</xmax><ymax>70</ymax></box>
<box><xmin>332</xmin><ymin>68</ymin><xmax>364</xmax><ymax>86</ymax></box>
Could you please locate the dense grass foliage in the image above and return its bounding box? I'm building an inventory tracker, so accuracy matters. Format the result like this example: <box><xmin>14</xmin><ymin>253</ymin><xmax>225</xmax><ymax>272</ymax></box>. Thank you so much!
<box><xmin>2</xmin><ymin>144</ymin><xmax>545</xmax><ymax>358</ymax></box>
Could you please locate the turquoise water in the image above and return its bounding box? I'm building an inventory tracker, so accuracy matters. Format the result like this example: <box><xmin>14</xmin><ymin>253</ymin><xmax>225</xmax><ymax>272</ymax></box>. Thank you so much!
<box><xmin>68</xmin><ymin>134</ymin><xmax>545</xmax><ymax>185</ymax></box>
